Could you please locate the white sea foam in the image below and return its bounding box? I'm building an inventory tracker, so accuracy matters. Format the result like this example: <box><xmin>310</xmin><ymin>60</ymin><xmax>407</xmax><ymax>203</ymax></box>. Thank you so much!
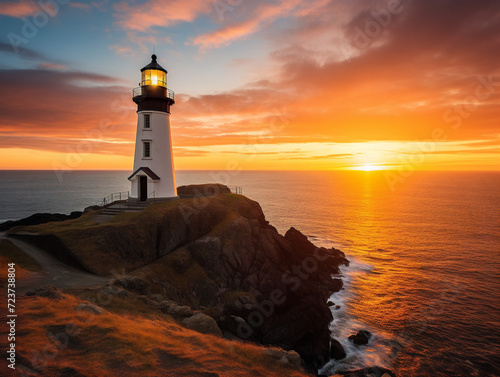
<box><xmin>320</xmin><ymin>253</ymin><xmax>395</xmax><ymax>375</ymax></box>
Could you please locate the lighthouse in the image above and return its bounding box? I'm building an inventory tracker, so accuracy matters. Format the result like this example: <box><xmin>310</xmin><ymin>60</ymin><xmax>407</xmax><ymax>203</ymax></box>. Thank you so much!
<box><xmin>128</xmin><ymin>54</ymin><xmax>178</xmax><ymax>202</ymax></box>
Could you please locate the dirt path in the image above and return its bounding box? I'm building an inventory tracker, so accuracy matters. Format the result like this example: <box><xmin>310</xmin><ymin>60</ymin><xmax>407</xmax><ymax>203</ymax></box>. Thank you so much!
<box><xmin>2</xmin><ymin>235</ymin><xmax>109</xmax><ymax>293</ymax></box>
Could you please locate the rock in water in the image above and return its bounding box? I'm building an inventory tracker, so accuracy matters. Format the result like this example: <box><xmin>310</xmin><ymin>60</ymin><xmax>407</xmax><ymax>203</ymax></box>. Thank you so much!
<box><xmin>348</xmin><ymin>330</ymin><xmax>372</xmax><ymax>345</ymax></box>
<box><xmin>330</xmin><ymin>338</ymin><xmax>346</xmax><ymax>360</ymax></box>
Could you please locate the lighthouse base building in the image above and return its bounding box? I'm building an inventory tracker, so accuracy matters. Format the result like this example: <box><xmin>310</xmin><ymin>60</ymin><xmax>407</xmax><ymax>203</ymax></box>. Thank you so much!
<box><xmin>128</xmin><ymin>55</ymin><xmax>179</xmax><ymax>202</ymax></box>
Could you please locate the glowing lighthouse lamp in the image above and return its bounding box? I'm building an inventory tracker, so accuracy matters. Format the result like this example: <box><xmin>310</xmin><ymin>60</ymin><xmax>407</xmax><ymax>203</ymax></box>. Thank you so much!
<box><xmin>128</xmin><ymin>55</ymin><xmax>178</xmax><ymax>202</ymax></box>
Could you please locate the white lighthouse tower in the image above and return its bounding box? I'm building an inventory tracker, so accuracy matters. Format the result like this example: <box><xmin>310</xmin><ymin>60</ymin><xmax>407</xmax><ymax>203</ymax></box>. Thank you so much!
<box><xmin>128</xmin><ymin>54</ymin><xmax>178</xmax><ymax>202</ymax></box>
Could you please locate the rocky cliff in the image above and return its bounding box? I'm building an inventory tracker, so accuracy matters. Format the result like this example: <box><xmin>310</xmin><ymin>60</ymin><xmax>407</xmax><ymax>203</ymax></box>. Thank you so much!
<box><xmin>10</xmin><ymin>187</ymin><xmax>349</xmax><ymax>373</ymax></box>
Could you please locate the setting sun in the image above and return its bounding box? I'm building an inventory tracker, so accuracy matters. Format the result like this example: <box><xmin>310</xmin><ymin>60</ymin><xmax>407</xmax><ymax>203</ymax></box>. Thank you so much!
<box><xmin>354</xmin><ymin>164</ymin><xmax>385</xmax><ymax>171</ymax></box>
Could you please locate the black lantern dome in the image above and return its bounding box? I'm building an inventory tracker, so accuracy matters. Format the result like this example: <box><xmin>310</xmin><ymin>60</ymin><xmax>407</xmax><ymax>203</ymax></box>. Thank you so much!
<box><xmin>141</xmin><ymin>54</ymin><xmax>168</xmax><ymax>73</ymax></box>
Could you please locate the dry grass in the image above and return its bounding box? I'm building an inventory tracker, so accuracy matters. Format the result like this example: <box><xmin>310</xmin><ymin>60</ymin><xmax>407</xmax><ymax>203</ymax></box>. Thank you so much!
<box><xmin>0</xmin><ymin>293</ymin><xmax>311</xmax><ymax>377</ymax></box>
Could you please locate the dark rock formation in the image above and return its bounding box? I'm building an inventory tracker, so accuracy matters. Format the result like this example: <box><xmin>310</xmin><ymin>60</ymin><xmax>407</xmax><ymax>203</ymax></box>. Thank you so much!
<box><xmin>26</xmin><ymin>285</ymin><xmax>64</xmax><ymax>300</ymax></box>
<box><xmin>263</xmin><ymin>348</ymin><xmax>302</xmax><ymax>369</ymax></box>
<box><xmin>0</xmin><ymin>211</ymin><xmax>82</xmax><ymax>231</ymax></box>
<box><xmin>166</xmin><ymin>305</ymin><xmax>194</xmax><ymax>318</ymax></box>
<box><xmin>348</xmin><ymin>330</ymin><xmax>372</xmax><ymax>346</ymax></box>
<box><xmin>84</xmin><ymin>205</ymin><xmax>101</xmax><ymax>212</ymax></box>
<box><xmin>11</xmin><ymin>186</ymin><xmax>349</xmax><ymax>373</ymax></box>
<box><xmin>177</xmin><ymin>183</ymin><xmax>231</xmax><ymax>198</ymax></box>
<box><xmin>112</xmin><ymin>275</ymin><xmax>152</xmax><ymax>295</ymax></box>
<box><xmin>75</xmin><ymin>301</ymin><xmax>105</xmax><ymax>315</ymax></box>
<box><xmin>330</xmin><ymin>338</ymin><xmax>346</xmax><ymax>360</ymax></box>
<box><xmin>182</xmin><ymin>312</ymin><xmax>222</xmax><ymax>336</ymax></box>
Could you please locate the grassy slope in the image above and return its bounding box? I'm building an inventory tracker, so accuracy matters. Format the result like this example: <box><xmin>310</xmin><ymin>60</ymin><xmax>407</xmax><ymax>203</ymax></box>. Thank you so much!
<box><xmin>9</xmin><ymin>204</ymin><xmax>167</xmax><ymax>274</ymax></box>
<box><xmin>9</xmin><ymin>194</ymin><xmax>250</xmax><ymax>276</ymax></box>
<box><xmin>0</xmin><ymin>293</ymin><xmax>311</xmax><ymax>377</ymax></box>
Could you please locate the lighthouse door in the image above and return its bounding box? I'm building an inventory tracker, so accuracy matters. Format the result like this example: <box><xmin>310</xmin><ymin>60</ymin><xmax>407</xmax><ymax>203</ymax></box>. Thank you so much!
<box><xmin>139</xmin><ymin>176</ymin><xmax>148</xmax><ymax>201</ymax></box>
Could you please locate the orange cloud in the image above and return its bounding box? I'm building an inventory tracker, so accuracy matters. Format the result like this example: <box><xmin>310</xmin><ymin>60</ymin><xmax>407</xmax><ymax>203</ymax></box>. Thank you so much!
<box><xmin>0</xmin><ymin>69</ymin><xmax>135</xmax><ymax>157</ymax></box>
<box><xmin>189</xmin><ymin>0</ymin><xmax>348</xmax><ymax>51</ymax></box>
<box><xmin>191</xmin><ymin>0</ymin><xmax>303</xmax><ymax>50</ymax></box>
<box><xmin>114</xmin><ymin>0</ymin><xmax>212</xmax><ymax>31</ymax></box>
<box><xmin>0</xmin><ymin>0</ymin><xmax>39</xmax><ymax>18</ymax></box>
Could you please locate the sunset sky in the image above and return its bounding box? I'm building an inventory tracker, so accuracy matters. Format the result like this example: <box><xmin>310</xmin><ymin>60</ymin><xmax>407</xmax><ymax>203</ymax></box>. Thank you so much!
<box><xmin>0</xmin><ymin>0</ymin><xmax>499</xmax><ymax>171</ymax></box>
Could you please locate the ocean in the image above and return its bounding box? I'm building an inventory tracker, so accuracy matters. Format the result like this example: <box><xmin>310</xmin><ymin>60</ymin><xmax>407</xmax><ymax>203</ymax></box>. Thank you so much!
<box><xmin>0</xmin><ymin>170</ymin><xmax>499</xmax><ymax>376</ymax></box>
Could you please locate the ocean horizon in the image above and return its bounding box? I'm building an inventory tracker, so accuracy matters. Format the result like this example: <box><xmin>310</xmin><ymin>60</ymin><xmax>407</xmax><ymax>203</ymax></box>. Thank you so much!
<box><xmin>1</xmin><ymin>169</ymin><xmax>499</xmax><ymax>376</ymax></box>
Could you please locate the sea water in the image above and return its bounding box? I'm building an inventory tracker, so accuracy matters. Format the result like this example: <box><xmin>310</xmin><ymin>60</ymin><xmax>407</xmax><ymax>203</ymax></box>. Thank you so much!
<box><xmin>0</xmin><ymin>170</ymin><xmax>499</xmax><ymax>376</ymax></box>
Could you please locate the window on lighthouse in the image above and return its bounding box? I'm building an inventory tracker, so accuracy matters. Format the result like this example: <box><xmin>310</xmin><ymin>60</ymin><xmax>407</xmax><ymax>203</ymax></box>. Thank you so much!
<box><xmin>144</xmin><ymin>114</ymin><xmax>151</xmax><ymax>129</ymax></box>
<box><xmin>143</xmin><ymin>141</ymin><xmax>151</xmax><ymax>158</ymax></box>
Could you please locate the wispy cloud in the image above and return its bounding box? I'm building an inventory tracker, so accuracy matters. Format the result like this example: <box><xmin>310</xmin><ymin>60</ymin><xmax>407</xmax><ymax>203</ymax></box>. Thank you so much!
<box><xmin>0</xmin><ymin>41</ymin><xmax>47</xmax><ymax>60</ymax></box>
<box><xmin>36</xmin><ymin>62</ymin><xmax>67</xmax><ymax>70</ymax></box>
<box><xmin>190</xmin><ymin>0</ymin><xmax>303</xmax><ymax>51</ymax></box>
<box><xmin>113</xmin><ymin>0</ymin><xmax>212</xmax><ymax>32</ymax></box>
<box><xmin>0</xmin><ymin>68</ymin><xmax>134</xmax><ymax>155</ymax></box>
<box><xmin>69</xmin><ymin>2</ymin><xmax>93</xmax><ymax>12</ymax></box>
<box><xmin>0</xmin><ymin>0</ymin><xmax>39</xmax><ymax>18</ymax></box>
<box><xmin>110</xmin><ymin>32</ymin><xmax>172</xmax><ymax>56</ymax></box>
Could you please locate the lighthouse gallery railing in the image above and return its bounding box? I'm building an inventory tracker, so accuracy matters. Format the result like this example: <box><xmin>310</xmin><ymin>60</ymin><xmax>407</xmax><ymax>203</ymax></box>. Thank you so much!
<box><xmin>102</xmin><ymin>191</ymin><xmax>130</xmax><ymax>206</ymax></box>
<box><xmin>133</xmin><ymin>87</ymin><xmax>175</xmax><ymax>101</ymax></box>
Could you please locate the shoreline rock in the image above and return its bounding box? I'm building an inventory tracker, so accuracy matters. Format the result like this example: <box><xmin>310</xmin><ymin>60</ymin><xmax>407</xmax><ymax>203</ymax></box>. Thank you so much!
<box><xmin>330</xmin><ymin>338</ymin><xmax>346</xmax><ymax>360</ymax></box>
<box><xmin>0</xmin><ymin>211</ymin><xmax>82</xmax><ymax>232</ymax></box>
<box><xmin>177</xmin><ymin>183</ymin><xmax>231</xmax><ymax>198</ymax></box>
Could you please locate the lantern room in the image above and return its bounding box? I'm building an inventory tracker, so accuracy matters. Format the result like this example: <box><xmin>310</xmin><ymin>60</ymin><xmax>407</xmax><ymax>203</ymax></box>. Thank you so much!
<box><xmin>141</xmin><ymin>54</ymin><xmax>167</xmax><ymax>87</ymax></box>
<box><xmin>133</xmin><ymin>54</ymin><xmax>175</xmax><ymax>113</ymax></box>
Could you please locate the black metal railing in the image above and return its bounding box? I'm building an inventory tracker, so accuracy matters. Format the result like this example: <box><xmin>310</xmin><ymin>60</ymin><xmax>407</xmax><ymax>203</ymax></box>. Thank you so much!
<box><xmin>148</xmin><ymin>191</ymin><xmax>156</xmax><ymax>202</ymax></box>
<box><xmin>133</xmin><ymin>86</ymin><xmax>175</xmax><ymax>101</ymax></box>
<box><xmin>102</xmin><ymin>191</ymin><xmax>129</xmax><ymax>206</ymax></box>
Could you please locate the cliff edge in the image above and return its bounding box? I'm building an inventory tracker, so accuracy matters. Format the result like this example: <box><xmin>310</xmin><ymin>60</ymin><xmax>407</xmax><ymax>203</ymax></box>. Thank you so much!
<box><xmin>9</xmin><ymin>185</ymin><xmax>349</xmax><ymax>373</ymax></box>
